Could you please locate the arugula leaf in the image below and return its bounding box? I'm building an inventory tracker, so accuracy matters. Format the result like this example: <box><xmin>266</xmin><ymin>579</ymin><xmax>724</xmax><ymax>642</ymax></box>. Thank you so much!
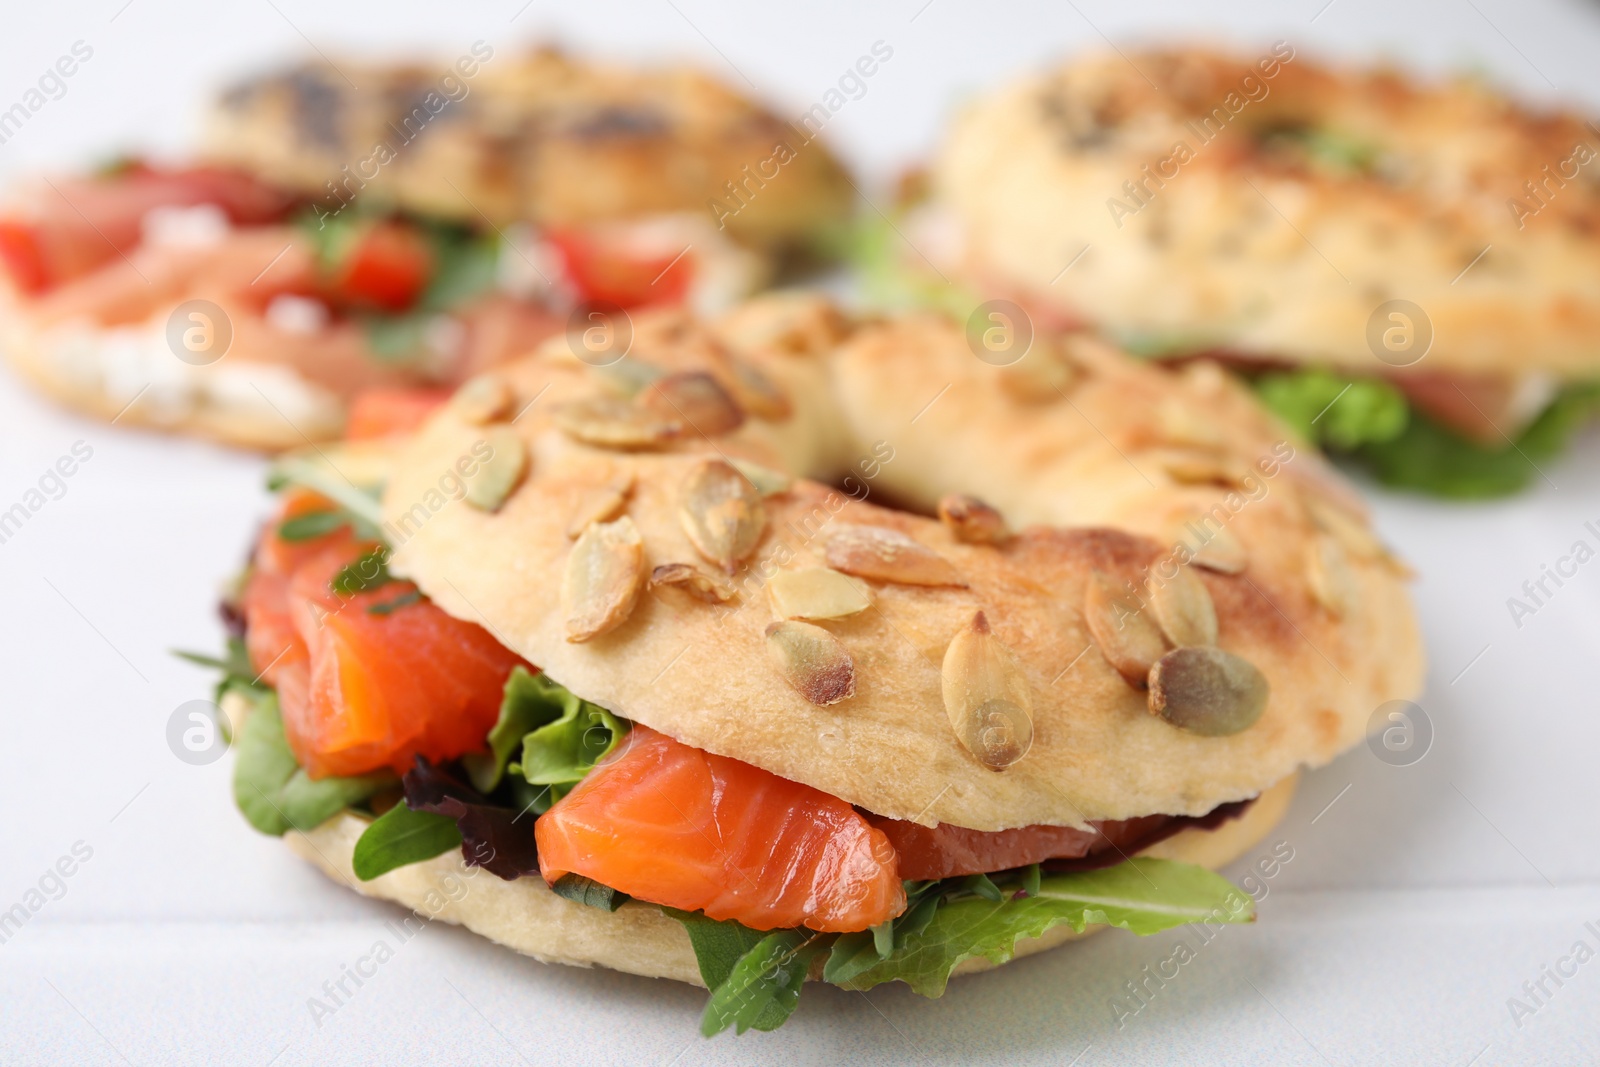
<box><xmin>665</xmin><ymin>909</ymin><xmax>769</xmax><ymax>991</ymax></box>
<box><xmin>366</xmin><ymin>589</ymin><xmax>422</xmax><ymax>616</ymax></box>
<box><xmin>1254</xmin><ymin>367</ymin><xmax>1408</xmax><ymax>450</ymax></box>
<box><xmin>551</xmin><ymin>874</ymin><xmax>630</xmax><ymax>912</ymax></box>
<box><xmin>330</xmin><ymin>549</ymin><xmax>394</xmax><ymax>595</ymax></box>
<box><xmin>503</xmin><ymin>673</ymin><xmax>628</xmax><ymax>809</ymax></box>
<box><xmin>958</xmin><ymin>872</ymin><xmax>1004</xmax><ymax>902</ymax></box>
<box><xmin>823</xmin><ymin>881</ymin><xmax>941</xmax><ymax>986</ymax></box>
<box><xmin>265</xmin><ymin>455</ymin><xmax>384</xmax><ymax>534</ymax></box>
<box><xmin>352</xmin><ymin>802</ymin><xmax>463</xmax><ymax>881</ymax></box>
<box><xmin>362</xmin><ymin>313</ymin><xmax>432</xmax><ymax>365</ymax></box>
<box><xmin>843</xmin><ymin>210</ymin><xmax>984</xmax><ymax>320</ymax></box>
<box><xmin>1261</xmin><ymin>124</ymin><xmax>1382</xmax><ymax>176</ymax></box>
<box><xmin>277</xmin><ymin>510</ymin><xmax>351</xmax><ymax>542</ymax></box>
<box><xmin>418</xmin><ymin>227</ymin><xmax>500</xmax><ymax>311</ymax></box>
<box><xmin>701</xmin><ymin>929</ymin><xmax>830</xmax><ymax>1037</ymax></box>
<box><xmin>821</xmin><ymin>929</ymin><xmax>883</xmax><ymax>987</ymax></box>
<box><xmin>174</xmin><ymin>635</ymin><xmax>261</xmax><ymax>706</ymax></box>
<box><xmin>839</xmin><ymin>859</ymin><xmax>1253</xmax><ymax>997</ymax></box>
<box><xmin>231</xmin><ymin>690</ymin><xmax>395</xmax><ymax>836</ymax></box>
<box><xmin>297</xmin><ymin>206</ymin><xmax>367</xmax><ymax>272</ymax></box>
<box><xmin>350</xmin><ymin>223</ymin><xmax>500</xmax><ymax>365</ymax></box>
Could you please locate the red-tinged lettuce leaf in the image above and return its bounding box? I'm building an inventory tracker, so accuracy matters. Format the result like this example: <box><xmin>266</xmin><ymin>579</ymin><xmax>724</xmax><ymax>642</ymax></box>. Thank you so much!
<box><xmin>402</xmin><ymin>758</ymin><xmax>540</xmax><ymax>880</ymax></box>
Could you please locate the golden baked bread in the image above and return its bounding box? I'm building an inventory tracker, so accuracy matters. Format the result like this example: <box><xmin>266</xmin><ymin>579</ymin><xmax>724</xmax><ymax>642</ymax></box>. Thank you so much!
<box><xmin>203</xmin><ymin>46</ymin><xmax>854</xmax><ymax>252</ymax></box>
<box><xmin>382</xmin><ymin>294</ymin><xmax>1423</xmax><ymax>831</ymax></box>
<box><xmin>936</xmin><ymin>45</ymin><xmax>1600</xmax><ymax>386</ymax></box>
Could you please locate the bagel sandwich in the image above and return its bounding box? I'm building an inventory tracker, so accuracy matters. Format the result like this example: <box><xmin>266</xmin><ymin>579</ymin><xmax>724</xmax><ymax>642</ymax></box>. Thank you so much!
<box><xmin>194</xmin><ymin>294</ymin><xmax>1422</xmax><ymax>1035</ymax></box>
<box><xmin>874</xmin><ymin>45</ymin><xmax>1600</xmax><ymax>497</ymax></box>
<box><xmin>1</xmin><ymin>47</ymin><xmax>852</xmax><ymax>449</ymax></box>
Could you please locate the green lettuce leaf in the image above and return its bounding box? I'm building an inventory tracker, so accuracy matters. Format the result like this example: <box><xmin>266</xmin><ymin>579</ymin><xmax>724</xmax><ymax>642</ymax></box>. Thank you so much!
<box><xmin>340</xmin><ymin>220</ymin><xmax>501</xmax><ymax>366</ymax></box>
<box><xmin>1261</xmin><ymin>124</ymin><xmax>1381</xmax><ymax>176</ymax></box>
<box><xmin>461</xmin><ymin>666</ymin><xmax>556</xmax><ymax>793</ymax></box>
<box><xmin>417</xmin><ymin>227</ymin><xmax>501</xmax><ymax>311</ymax></box>
<box><xmin>843</xmin><ymin>210</ymin><xmax>982</xmax><ymax>320</ymax></box>
<box><xmin>1254</xmin><ymin>367</ymin><xmax>1408</xmax><ymax>450</ymax></box>
<box><xmin>504</xmin><ymin>673</ymin><xmax>629</xmax><ymax>811</ymax></box>
<box><xmin>837</xmin><ymin>859</ymin><xmax>1254</xmax><ymax>997</ymax></box>
<box><xmin>666</xmin><ymin>909</ymin><xmax>771</xmax><ymax>991</ymax></box>
<box><xmin>264</xmin><ymin>455</ymin><xmax>384</xmax><ymax>534</ymax></box>
<box><xmin>329</xmin><ymin>548</ymin><xmax>394</xmax><ymax>596</ymax></box>
<box><xmin>823</xmin><ymin>883</ymin><xmax>940</xmax><ymax>986</ymax></box>
<box><xmin>174</xmin><ymin>635</ymin><xmax>260</xmax><ymax>708</ymax></box>
<box><xmin>700</xmin><ymin>929</ymin><xmax>831</xmax><ymax>1037</ymax></box>
<box><xmin>362</xmin><ymin>314</ymin><xmax>432</xmax><ymax>364</ymax></box>
<box><xmin>277</xmin><ymin>510</ymin><xmax>352</xmax><ymax>542</ymax></box>
<box><xmin>1359</xmin><ymin>382</ymin><xmax>1600</xmax><ymax>499</ymax></box>
<box><xmin>352</xmin><ymin>802</ymin><xmax>462</xmax><ymax>881</ymax></box>
<box><xmin>231</xmin><ymin>689</ymin><xmax>394</xmax><ymax>836</ymax></box>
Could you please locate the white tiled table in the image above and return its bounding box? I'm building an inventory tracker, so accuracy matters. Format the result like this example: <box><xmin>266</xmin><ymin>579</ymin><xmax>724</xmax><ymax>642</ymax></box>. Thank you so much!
<box><xmin>3</xmin><ymin>1</ymin><xmax>1599</xmax><ymax>1063</ymax></box>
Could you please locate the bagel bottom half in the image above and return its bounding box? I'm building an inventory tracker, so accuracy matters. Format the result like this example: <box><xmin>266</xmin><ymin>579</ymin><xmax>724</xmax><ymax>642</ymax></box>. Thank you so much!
<box><xmin>3</xmin><ymin>318</ymin><xmax>344</xmax><ymax>451</ymax></box>
<box><xmin>284</xmin><ymin>774</ymin><xmax>1298</xmax><ymax>988</ymax></box>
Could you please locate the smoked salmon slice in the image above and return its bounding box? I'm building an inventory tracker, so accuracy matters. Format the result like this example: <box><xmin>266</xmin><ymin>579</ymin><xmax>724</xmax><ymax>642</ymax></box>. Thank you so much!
<box><xmin>344</xmin><ymin>387</ymin><xmax>452</xmax><ymax>441</ymax></box>
<box><xmin>0</xmin><ymin>164</ymin><xmax>294</xmax><ymax>293</ymax></box>
<box><xmin>536</xmin><ymin>727</ymin><xmax>905</xmax><ymax>933</ymax></box>
<box><xmin>241</xmin><ymin>490</ymin><xmax>527</xmax><ymax>779</ymax></box>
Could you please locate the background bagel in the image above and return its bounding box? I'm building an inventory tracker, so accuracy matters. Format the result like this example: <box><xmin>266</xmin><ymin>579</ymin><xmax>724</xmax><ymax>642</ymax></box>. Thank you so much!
<box><xmin>936</xmin><ymin>46</ymin><xmax>1600</xmax><ymax>383</ymax></box>
<box><xmin>2</xmin><ymin>305</ymin><xmax>348</xmax><ymax>451</ymax></box>
<box><xmin>382</xmin><ymin>294</ymin><xmax>1423</xmax><ymax>830</ymax></box>
<box><xmin>282</xmin><ymin>772</ymin><xmax>1299</xmax><ymax>986</ymax></box>
<box><xmin>203</xmin><ymin>46</ymin><xmax>855</xmax><ymax>253</ymax></box>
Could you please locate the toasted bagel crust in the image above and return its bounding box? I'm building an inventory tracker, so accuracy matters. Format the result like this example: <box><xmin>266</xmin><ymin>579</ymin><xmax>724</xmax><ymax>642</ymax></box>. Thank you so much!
<box><xmin>383</xmin><ymin>296</ymin><xmax>1422</xmax><ymax>830</ymax></box>
<box><xmin>285</xmin><ymin>773</ymin><xmax>1298</xmax><ymax>986</ymax></box>
<box><xmin>938</xmin><ymin>47</ymin><xmax>1600</xmax><ymax>380</ymax></box>
<box><xmin>203</xmin><ymin>47</ymin><xmax>853</xmax><ymax>251</ymax></box>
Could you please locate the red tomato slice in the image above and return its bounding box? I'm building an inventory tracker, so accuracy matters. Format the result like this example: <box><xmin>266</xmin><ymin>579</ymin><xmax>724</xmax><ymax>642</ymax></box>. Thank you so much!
<box><xmin>328</xmin><ymin>222</ymin><xmax>434</xmax><ymax>312</ymax></box>
<box><xmin>344</xmin><ymin>387</ymin><xmax>452</xmax><ymax>440</ymax></box>
<box><xmin>0</xmin><ymin>164</ymin><xmax>295</xmax><ymax>293</ymax></box>
<box><xmin>0</xmin><ymin>221</ymin><xmax>50</xmax><ymax>295</ymax></box>
<box><xmin>536</xmin><ymin>727</ymin><xmax>905</xmax><ymax>932</ymax></box>
<box><xmin>547</xmin><ymin>226</ymin><xmax>693</xmax><ymax>309</ymax></box>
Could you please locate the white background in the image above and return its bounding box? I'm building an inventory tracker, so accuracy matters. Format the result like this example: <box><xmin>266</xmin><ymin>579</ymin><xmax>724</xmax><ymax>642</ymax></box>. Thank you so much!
<box><xmin>3</xmin><ymin>1</ymin><xmax>1600</xmax><ymax>1064</ymax></box>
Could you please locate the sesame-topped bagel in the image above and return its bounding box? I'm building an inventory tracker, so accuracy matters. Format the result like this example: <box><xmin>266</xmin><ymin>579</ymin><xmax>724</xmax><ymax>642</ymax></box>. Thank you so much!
<box><xmin>203</xmin><ymin>46</ymin><xmax>853</xmax><ymax>252</ymax></box>
<box><xmin>936</xmin><ymin>45</ymin><xmax>1600</xmax><ymax>383</ymax></box>
<box><xmin>382</xmin><ymin>294</ymin><xmax>1423</xmax><ymax>831</ymax></box>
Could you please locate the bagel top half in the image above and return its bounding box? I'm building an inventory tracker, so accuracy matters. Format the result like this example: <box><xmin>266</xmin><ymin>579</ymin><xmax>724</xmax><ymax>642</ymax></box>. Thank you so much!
<box><xmin>937</xmin><ymin>45</ymin><xmax>1600</xmax><ymax>381</ymax></box>
<box><xmin>383</xmin><ymin>294</ymin><xmax>1423</xmax><ymax>832</ymax></box>
<box><xmin>203</xmin><ymin>46</ymin><xmax>853</xmax><ymax>251</ymax></box>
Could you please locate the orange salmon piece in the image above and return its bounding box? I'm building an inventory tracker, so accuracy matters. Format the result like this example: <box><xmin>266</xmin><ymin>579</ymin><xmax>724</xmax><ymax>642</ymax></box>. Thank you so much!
<box><xmin>536</xmin><ymin>728</ymin><xmax>905</xmax><ymax>933</ymax></box>
<box><xmin>344</xmin><ymin>387</ymin><xmax>452</xmax><ymax>441</ymax></box>
<box><xmin>283</xmin><ymin>548</ymin><xmax>528</xmax><ymax>779</ymax></box>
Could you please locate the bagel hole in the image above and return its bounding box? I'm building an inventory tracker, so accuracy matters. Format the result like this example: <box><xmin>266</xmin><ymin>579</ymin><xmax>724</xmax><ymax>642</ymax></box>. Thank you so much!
<box><xmin>825</xmin><ymin>477</ymin><xmax>938</xmax><ymax>521</ymax></box>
